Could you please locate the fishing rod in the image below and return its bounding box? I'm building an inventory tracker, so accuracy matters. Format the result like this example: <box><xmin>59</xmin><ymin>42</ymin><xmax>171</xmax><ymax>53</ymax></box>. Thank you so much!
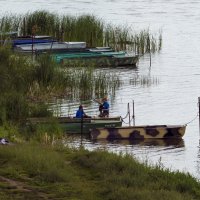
<box><xmin>93</xmin><ymin>98</ymin><xmax>102</xmax><ymax>105</ymax></box>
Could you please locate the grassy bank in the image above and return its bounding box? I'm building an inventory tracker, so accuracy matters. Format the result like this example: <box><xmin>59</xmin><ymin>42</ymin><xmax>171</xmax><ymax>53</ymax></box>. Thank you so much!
<box><xmin>0</xmin><ymin>143</ymin><xmax>199</xmax><ymax>200</ymax></box>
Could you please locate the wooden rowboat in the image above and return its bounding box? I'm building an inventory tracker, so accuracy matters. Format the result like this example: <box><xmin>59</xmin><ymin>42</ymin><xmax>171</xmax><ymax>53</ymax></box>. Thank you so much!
<box><xmin>27</xmin><ymin>116</ymin><xmax>122</xmax><ymax>134</ymax></box>
<box><xmin>90</xmin><ymin>124</ymin><xmax>187</xmax><ymax>140</ymax></box>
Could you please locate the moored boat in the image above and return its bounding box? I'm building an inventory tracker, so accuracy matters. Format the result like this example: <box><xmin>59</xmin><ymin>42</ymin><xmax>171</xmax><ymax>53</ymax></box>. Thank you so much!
<box><xmin>58</xmin><ymin>52</ymin><xmax>138</xmax><ymax>67</ymax></box>
<box><xmin>14</xmin><ymin>41</ymin><xmax>88</xmax><ymax>52</ymax></box>
<box><xmin>27</xmin><ymin>116</ymin><xmax>122</xmax><ymax>134</ymax></box>
<box><xmin>14</xmin><ymin>40</ymin><xmax>139</xmax><ymax>67</ymax></box>
<box><xmin>90</xmin><ymin>124</ymin><xmax>187</xmax><ymax>140</ymax></box>
<box><xmin>12</xmin><ymin>35</ymin><xmax>56</xmax><ymax>47</ymax></box>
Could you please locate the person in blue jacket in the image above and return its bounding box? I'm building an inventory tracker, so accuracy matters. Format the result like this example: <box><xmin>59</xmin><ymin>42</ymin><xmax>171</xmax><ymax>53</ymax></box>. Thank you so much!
<box><xmin>99</xmin><ymin>97</ymin><xmax>110</xmax><ymax>117</ymax></box>
<box><xmin>76</xmin><ymin>105</ymin><xmax>90</xmax><ymax>118</ymax></box>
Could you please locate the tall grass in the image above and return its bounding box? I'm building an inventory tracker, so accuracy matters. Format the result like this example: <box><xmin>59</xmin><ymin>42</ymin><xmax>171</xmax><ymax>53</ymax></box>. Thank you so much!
<box><xmin>0</xmin><ymin>10</ymin><xmax>162</xmax><ymax>54</ymax></box>
<box><xmin>71</xmin><ymin>149</ymin><xmax>200</xmax><ymax>200</ymax></box>
<box><xmin>0</xmin><ymin>47</ymin><xmax>64</xmax><ymax>122</ymax></box>
<box><xmin>23</xmin><ymin>11</ymin><xmax>60</xmax><ymax>38</ymax></box>
<box><xmin>61</xmin><ymin>67</ymin><xmax>121</xmax><ymax>100</ymax></box>
<box><xmin>0</xmin><ymin>14</ymin><xmax>21</xmax><ymax>34</ymax></box>
<box><xmin>0</xmin><ymin>47</ymin><xmax>32</xmax><ymax>122</ymax></box>
<box><xmin>0</xmin><ymin>144</ymin><xmax>68</xmax><ymax>182</ymax></box>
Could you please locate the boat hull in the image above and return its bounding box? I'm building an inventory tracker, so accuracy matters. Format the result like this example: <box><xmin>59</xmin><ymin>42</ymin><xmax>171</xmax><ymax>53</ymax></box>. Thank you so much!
<box><xmin>14</xmin><ymin>42</ymin><xmax>87</xmax><ymax>52</ymax></box>
<box><xmin>61</xmin><ymin>55</ymin><xmax>139</xmax><ymax>67</ymax></box>
<box><xmin>90</xmin><ymin>125</ymin><xmax>186</xmax><ymax>140</ymax></box>
<box><xmin>60</xmin><ymin>120</ymin><xmax>122</xmax><ymax>134</ymax></box>
<box><xmin>27</xmin><ymin>116</ymin><xmax>122</xmax><ymax>134</ymax></box>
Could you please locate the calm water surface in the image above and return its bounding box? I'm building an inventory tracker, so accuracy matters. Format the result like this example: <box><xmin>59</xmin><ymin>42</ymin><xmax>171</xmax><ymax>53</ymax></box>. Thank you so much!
<box><xmin>2</xmin><ymin>0</ymin><xmax>200</xmax><ymax>179</ymax></box>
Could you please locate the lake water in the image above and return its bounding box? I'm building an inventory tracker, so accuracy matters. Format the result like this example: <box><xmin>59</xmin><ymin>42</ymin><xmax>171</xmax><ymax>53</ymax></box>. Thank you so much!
<box><xmin>2</xmin><ymin>0</ymin><xmax>200</xmax><ymax>180</ymax></box>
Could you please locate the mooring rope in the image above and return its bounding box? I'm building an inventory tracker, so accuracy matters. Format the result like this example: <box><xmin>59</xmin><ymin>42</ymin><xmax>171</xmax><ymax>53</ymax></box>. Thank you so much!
<box><xmin>120</xmin><ymin>117</ymin><xmax>128</xmax><ymax>124</ymax></box>
<box><xmin>184</xmin><ymin>112</ymin><xmax>199</xmax><ymax>125</ymax></box>
<box><xmin>120</xmin><ymin>111</ymin><xmax>129</xmax><ymax>120</ymax></box>
<box><xmin>120</xmin><ymin>116</ymin><xmax>133</xmax><ymax>124</ymax></box>
<box><xmin>121</xmin><ymin>111</ymin><xmax>199</xmax><ymax>126</ymax></box>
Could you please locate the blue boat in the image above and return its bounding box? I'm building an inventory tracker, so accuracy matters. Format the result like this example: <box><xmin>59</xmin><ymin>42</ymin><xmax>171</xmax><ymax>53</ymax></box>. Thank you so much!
<box><xmin>12</xmin><ymin>35</ymin><xmax>56</xmax><ymax>47</ymax></box>
<box><xmin>14</xmin><ymin>41</ymin><xmax>87</xmax><ymax>52</ymax></box>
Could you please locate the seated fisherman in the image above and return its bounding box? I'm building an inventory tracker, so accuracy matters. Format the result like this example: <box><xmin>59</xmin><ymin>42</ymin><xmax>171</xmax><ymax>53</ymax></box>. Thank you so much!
<box><xmin>75</xmin><ymin>105</ymin><xmax>91</xmax><ymax>118</ymax></box>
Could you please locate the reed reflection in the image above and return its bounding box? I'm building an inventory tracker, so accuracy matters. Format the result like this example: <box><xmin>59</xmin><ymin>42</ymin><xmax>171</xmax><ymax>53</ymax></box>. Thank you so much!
<box><xmin>196</xmin><ymin>140</ymin><xmax>200</xmax><ymax>177</ymax></box>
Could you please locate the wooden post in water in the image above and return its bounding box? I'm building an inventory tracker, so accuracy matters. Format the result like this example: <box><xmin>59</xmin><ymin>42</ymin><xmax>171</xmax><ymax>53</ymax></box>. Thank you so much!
<box><xmin>128</xmin><ymin>103</ymin><xmax>131</xmax><ymax>126</ymax></box>
<box><xmin>148</xmin><ymin>35</ymin><xmax>151</xmax><ymax>68</ymax></box>
<box><xmin>149</xmin><ymin>50</ymin><xmax>151</xmax><ymax>68</ymax></box>
<box><xmin>31</xmin><ymin>26</ymin><xmax>36</xmax><ymax>61</ymax></box>
<box><xmin>81</xmin><ymin>116</ymin><xmax>83</xmax><ymax>146</ymax></box>
<box><xmin>132</xmin><ymin>100</ymin><xmax>135</xmax><ymax>126</ymax></box>
<box><xmin>23</xmin><ymin>18</ymin><xmax>26</xmax><ymax>36</ymax></box>
<box><xmin>198</xmin><ymin>97</ymin><xmax>200</xmax><ymax>134</ymax></box>
<box><xmin>31</xmin><ymin>33</ymin><xmax>34</xmax><ymax>60</ymax></box>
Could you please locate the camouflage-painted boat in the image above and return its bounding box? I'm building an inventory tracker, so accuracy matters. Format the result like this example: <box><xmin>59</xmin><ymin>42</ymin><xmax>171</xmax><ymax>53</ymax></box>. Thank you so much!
<box><xmin>27</xmin><ymin>116</ymin><xmax>122</xmax><ymax>134</ymax></box>
<box><xmin>90</xmin><ymin>125</ymin><xmax>186</xmax><ymax>140</ymax></box>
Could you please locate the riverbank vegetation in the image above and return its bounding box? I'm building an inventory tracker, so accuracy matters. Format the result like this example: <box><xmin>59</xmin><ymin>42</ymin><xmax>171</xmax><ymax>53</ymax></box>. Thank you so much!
<box><xmin>0</xmin><ymin>46</ymin><xmax>120</xmax><ymax>119</ymax></box>
<box><xmin>0</xmin><ymin>143</ymin><xmax>200</xmax><ymax>200</ymax></box>
<box><xmin>0</xmin><ymin>10</ymin><xmax>162</xmax><ymax>54</ymax></box>
<box><xmin>0</xmin><ymin>46</ymin><xmax>158</xmax><ymax>122</ymax></box>
<box><xmin>1</xmin><ymin>11</ymin><xmax>196</xmax><ymax>200</ymax></box>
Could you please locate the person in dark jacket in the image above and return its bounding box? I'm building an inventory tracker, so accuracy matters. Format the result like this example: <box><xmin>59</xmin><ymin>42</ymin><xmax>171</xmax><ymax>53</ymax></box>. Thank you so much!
<box><xmin>99</xmin><ymin>97</ymin><xmax>110</xmax><ymax>117</ymax></box>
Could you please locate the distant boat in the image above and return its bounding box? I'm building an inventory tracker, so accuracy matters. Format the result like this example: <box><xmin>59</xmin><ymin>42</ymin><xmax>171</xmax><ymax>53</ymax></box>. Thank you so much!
<box><xmin>14</xmin><ymin>41</ymin><xmax>87</xmax><ymax>52</ymax></box>
<box><xmin>14</xmin><ymin>40</ymin><xmax>139</xmax><ymax>67</ymax></box>
<box><xmin>90</xmin><ymin>124</ymin><xmax>186</xmax><ymax>140</ymax></box>
<box><xmin>27</xmin><ymin>116</ymin><xmax>122</xmax><ymax>134</ymax></box>
<box><xmin>60</xmin><ymin>53</ymin><xmax>138</xmax><ymax>67</ymax></box>
<box><xmin>12</xmin><ymin>35</ymin><xmax>56</xmax><ymax>47</ymax></box>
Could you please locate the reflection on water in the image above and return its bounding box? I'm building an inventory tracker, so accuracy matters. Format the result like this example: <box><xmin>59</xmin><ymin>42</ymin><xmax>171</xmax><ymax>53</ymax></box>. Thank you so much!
<box><xmin>92</xmin><ymin>138</ymin><xmax>185</xmax><ymax>147</ymax></box>
<box><xmin>129</xmin><ymin>75</ymin><xmax>160</xmax><ymax>87</ymax></box>
<box><xmin>196</xmin><ymin>141</ymin><xmax>200</xmax><ymax>180</ymax></box>
<box><xmin>64</xmin><ymin>135</ymin><xmax>185</xmax><ymax>159</ymax></box>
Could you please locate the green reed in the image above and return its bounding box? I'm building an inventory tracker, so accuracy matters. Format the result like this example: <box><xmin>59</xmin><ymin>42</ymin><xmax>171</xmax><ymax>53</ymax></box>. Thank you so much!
<box><xmin>62</xmin><ymin>67</ymin><xmax>121</xmax><ymax>100</ymax></box>
<box><xmin>0</xmin><ymin>10</ymin><xmax>162</xmax><ymax>54</ymax></box>
<box><xmin>22</xmin><ymin>11</ymin><xmax>59</xmax><ymax>37</ymax></box>
<box><xmin>104</xmin><ymin>25</ymin><xmax>131</xmax><ymax>51</ymax></box>
<box><xmin>0</xmin><ymin>47</ymin><xmax>65</xmax><ymax>121</ymax></box>
<box><xmin>0</xmin><ymin>14</ymin><xmax>21</xmax><ymax>34</ymax></box>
